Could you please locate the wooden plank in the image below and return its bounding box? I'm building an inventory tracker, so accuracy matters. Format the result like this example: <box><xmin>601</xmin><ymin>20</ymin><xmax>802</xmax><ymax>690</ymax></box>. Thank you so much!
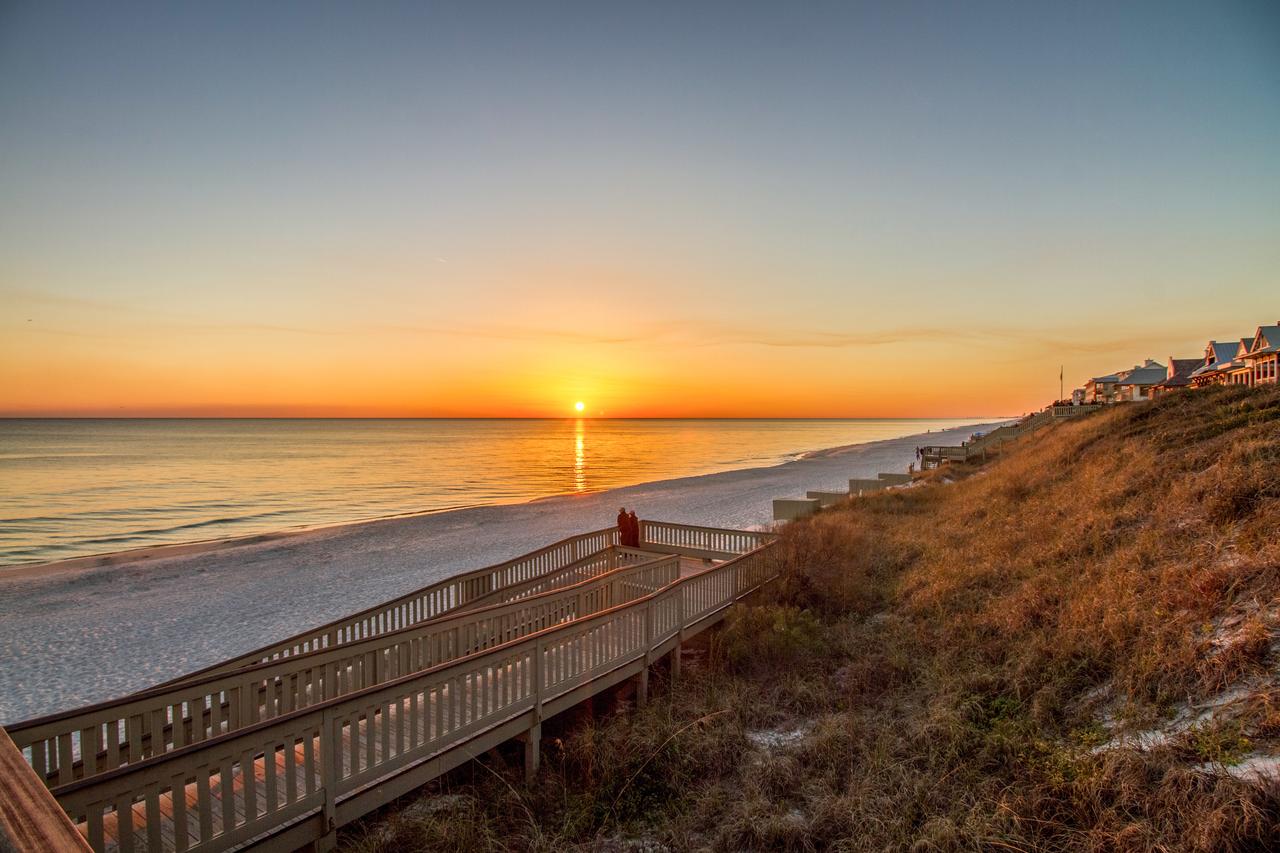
<box><xmin>0</xmin><ymin>727</ymin><xmax>91</xmax><ymax>852</ymax></box>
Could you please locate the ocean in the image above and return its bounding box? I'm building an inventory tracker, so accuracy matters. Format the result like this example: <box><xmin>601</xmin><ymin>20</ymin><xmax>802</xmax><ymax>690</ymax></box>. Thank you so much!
<box><xmin>0</xmin><ymin>418</ymin><xmax>980</xmax><ymax>567</ymax></box>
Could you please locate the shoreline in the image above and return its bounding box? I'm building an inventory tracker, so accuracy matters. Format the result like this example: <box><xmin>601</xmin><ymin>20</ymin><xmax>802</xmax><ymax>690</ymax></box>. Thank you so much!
<box><xmin>2</xmin><ymin>420</ymin><xmax>1000</xmax><ymax>583</ymax></box>
<box><xmin>0</xmin><ymin>419</ymin><xmax>1006</xmax><ymax>722</ymax></box>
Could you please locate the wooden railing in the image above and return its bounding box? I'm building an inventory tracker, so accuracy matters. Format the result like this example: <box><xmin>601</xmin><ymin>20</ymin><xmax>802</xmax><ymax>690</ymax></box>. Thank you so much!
<box><xmin>157</xmin><ymin>527</ymin><xmax>623</xmax><ymax>686</ymax></box>
<box><xmin>50</xmin><ymin>538</ymin><xmax>777</xmax><ymax>853</ymax></box>
<box><xmin>458</xmin><ymin>545</ymin><xmax>659</xmax><ymax>610</ymax></box>
<box><xmin>639</xmin><ymin>520</ymin><xmax>773</xmax><ymax>559</ymax></box>
<box><xmin>8</xmin><ymin>551</ymin><xmax>680</xmax><ymax>790</ymax></box>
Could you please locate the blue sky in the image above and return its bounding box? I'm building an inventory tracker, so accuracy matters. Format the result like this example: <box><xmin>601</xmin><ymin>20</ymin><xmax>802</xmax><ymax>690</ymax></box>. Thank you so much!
<box><xmin>1</xmin><ymin>1</ymin><xmax>1277</xmax><ymax>415</ymax></box>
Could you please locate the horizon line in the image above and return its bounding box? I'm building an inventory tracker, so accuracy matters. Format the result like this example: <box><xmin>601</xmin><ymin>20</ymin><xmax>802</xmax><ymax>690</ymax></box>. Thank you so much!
<box><xmin>0</xmin><ymin>414</ymin><xmax>1017</xmax><ymax>421</ymax></box>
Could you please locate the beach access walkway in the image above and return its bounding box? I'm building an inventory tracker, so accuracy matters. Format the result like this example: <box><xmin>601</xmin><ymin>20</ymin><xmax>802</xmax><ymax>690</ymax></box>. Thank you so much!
<box><xmin>0</xmin><ymin>520</ymin><xmax>776</xmax><ymax>853</ymax></box>
<box><xmin>918</xmin><ymin>404</ymin><xmax>1103</xmax><ymax>469</ymax></box>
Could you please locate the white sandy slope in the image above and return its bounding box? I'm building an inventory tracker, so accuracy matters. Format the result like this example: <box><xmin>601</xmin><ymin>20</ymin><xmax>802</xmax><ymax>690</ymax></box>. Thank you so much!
<box><xmin>0</xmin><ymin>421</ymin><xmax>1001</xmax><ymax>723</ymax></box>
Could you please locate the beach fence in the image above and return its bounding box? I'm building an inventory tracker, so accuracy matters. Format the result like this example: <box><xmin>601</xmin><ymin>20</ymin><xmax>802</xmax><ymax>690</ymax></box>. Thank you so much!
<box><xmin>0</xmin><ymin>520</ymin><xmax>776</xmax><ymax>853</ymax></box>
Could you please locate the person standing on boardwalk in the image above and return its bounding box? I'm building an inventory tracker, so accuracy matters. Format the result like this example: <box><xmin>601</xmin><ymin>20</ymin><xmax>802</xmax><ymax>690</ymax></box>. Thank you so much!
<box><xmin>618</xmin><ymin>507</ymin><xmax>642</xmax><ymax>546</ymax></box>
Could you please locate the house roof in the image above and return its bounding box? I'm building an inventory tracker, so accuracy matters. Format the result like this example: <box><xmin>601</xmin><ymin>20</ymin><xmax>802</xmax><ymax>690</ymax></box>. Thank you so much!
<box><xmin>1209</xmin><ymin>341</ymin><xmax>1239</xmax><ymax>363</ymax></box>
<box><xmin>1154</xmin><ymin>358</ymin><xmax>1202</xmax><ymax>388</ymax></box>
<box><xmin>1191</xmin><ymin>339</ymin><xmax>1248</xmax><ymax>377</ymax></box>
<box><xmin>1116</xmin><ymin>366</ymin><xmax>1167</xmax><ymax>387</ymax></box>
<box><xmin>1242</xmin><ymin>325</ymin><xmax>1280</xmax><ymax>359</ymax></box>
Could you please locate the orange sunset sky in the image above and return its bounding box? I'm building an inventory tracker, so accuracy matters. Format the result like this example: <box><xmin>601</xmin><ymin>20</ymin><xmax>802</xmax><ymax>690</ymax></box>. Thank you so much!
<box><xmin>1</xmin><ymin>4</ymin><xmax>1277</xmax><ymax>418</ymax></box>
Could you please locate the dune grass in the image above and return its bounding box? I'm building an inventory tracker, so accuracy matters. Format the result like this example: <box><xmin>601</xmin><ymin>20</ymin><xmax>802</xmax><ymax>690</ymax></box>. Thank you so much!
<box><xmin>340</xmin><ymin>384</ymin><xmax>1280</xmax><ymax>852</ymax></box>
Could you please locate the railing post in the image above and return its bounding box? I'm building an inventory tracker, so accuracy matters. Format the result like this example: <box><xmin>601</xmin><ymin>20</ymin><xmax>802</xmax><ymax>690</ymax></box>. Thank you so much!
<box><xmin>319</xmin><ymin>709</ymin><xmax>339</xmax><ymax>851</ymax></box>
<box><xmin>524</xmin><ymin>638</ymin><xmax>543</xmax><ymax>782</ymax></box>
<box><xmin>672</xmin><ymin>586</ymin><xmax>684</xmax><ymax>680</ymax></box>
<box><xmin>637</xmin><ymin>601</ymin><xmax>652</xmax><ymax>708</ymax></box>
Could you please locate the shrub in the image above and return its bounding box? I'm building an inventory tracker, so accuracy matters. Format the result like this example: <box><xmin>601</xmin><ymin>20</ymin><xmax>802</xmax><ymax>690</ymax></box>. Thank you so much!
<box><xmin>711</xmin><ymin>604</ymin><xmax>827</xmax><ymax>676</ymax></box>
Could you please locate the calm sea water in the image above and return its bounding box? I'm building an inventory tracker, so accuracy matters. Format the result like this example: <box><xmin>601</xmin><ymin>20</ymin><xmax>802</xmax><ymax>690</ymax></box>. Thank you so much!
<box><xmin>0</xmin><ymin>418</ymin><xmax>978</xmax><ymax>567</ymax></box>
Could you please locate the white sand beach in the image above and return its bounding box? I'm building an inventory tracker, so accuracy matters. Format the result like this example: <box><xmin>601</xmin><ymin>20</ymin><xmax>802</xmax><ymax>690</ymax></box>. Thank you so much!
<box><xmin>0</xmin><ymin>421</ymin><xmax>1001</xmax><ymax>723</ymax></box>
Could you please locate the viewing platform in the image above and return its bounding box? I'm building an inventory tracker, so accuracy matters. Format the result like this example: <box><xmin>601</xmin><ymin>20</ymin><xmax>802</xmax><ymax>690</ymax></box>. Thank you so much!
<box><xmin>0</xmin><ymin>520</ymin><xmax>776</xmax><ymax>853</ymax></box>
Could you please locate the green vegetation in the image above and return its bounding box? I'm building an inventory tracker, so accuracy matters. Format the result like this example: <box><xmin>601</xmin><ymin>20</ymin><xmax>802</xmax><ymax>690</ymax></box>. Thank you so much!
<box><xmin>341</xmin><ymin>385</ymin><xmax>1280</xmax><ymax>852</ymax></box>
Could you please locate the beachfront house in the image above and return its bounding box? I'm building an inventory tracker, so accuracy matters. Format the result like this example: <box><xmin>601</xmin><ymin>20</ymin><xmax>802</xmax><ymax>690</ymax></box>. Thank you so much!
<box><xmin>1225</xmin><ymin>339</ymin><xmax>1256</xmax><ymax>386</ymax></box>
<box><xmin>1149</xmin><ymin>356</ymin><xmax>1202</xmax><ymax>399</ymax></box>
<box><xmin>1083</xmin><ymin>371</ymin><xmax>1123</xmax><ymax>404</ymax></box>
<box><xmin>1241</xmin><ymin>323</ymin><xmax>1280</xmax><ymax>387</ymax></box>
<box><xmin>1189</xmin><ymin>340</ymin><xmax>1244</xmax><ymax>388</ymax></box>
<box><xmin>1113</xmin><ymin>360</ymin><xmax>1167</xmax><ymax>401</ymax></box>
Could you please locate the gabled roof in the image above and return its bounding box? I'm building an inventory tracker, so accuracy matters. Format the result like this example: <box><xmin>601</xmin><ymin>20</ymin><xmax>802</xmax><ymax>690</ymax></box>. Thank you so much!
<box><xmin>1192</xmin><ymin>339</ymin><xmax>1248</xmax><ymax>377</ymax></box>
<box><xmin>1208</xmin><ymin>341</ymin><xmax>1238</xmax><ymax>364</ymax></box>
<box><xmin>1242</xmin><ymin>325</ymin><xmax>1280</xmax><ymax>359</ymax></box>
<box><xmin>1154</xmin><ymin>357</ymin><xmax>1202</xmax><ymax>388</ymax></box>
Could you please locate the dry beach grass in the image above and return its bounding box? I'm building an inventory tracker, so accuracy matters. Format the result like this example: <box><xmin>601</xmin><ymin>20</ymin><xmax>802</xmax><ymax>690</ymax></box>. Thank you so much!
<box><xmin>341</xmin><ymin>384</ymin><xmax>1280</xmax><ymax>852</ymax></box>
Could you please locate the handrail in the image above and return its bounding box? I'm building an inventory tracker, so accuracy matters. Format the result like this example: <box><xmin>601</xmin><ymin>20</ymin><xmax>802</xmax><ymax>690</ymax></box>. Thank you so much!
<box><xmin>154</xmin><ymin>526</ymin><xmax>622</xmax><ymax>687</ymax></box>
<box><xmin>456</xmin><ymin>545</ymin><xmax>658</xmax><ymax>611</ymax></box>
<box><xmin>9</xmin><ymin>550</ymin><xmax>681</xmax><ymax>788</ymax></box>
<box><xmin>0</xmin><ymin>727</ymin><xmax>91</xmax><ymax>852</ymax></box>
<box><xmin>50</xmin><ymin>538</ymin><xmax>777</xmax><ymax>853</ymax></box>
<box><xmin>639</xmin><ymin>520</ymin><xmax>774</xmax><ymax>557</ymax></box>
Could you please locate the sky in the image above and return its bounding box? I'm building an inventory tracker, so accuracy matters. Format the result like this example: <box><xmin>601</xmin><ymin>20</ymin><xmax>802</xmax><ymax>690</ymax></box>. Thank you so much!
<box><xmin>1</xmin><ymin>1</ymin><xmax>1277</xmax><ymax>418</ymax></box>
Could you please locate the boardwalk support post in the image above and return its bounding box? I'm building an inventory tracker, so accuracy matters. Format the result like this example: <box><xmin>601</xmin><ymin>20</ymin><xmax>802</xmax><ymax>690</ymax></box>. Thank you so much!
<box><xmin>636</xmin><ymin>666</ymin><xmax>649</xmax><ymax>707</ymax></box>
<box><xmin>522</xmin><ymin>723</ymin><xmax>541</xmax><ymax>783</ymax></box>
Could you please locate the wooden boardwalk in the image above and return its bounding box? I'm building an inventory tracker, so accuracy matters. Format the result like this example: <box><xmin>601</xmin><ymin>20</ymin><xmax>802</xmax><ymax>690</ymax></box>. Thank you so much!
<box><xmin>98</xmin><ymin>671</ymin><xmax>524</xmax><ymax>852</ymax></box>
<box><xmin>5</xmin><ymin>521</ymin><xmax>775</xmax><ymax>853</ymax></box>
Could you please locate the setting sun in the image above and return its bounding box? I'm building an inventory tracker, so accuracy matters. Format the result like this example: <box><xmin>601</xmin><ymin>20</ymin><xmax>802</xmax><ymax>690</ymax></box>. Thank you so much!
<box><xmin>574</xmin><ymin>401</ymin><xmax>585</xmax><ymax>413</ymax></box>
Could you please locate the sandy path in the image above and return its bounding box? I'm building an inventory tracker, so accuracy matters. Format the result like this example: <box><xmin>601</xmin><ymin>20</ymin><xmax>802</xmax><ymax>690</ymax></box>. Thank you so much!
<box><xmin>0</xmin><ymin>421</ymin><xmax>998</xmax><ymax>722</ymax></box>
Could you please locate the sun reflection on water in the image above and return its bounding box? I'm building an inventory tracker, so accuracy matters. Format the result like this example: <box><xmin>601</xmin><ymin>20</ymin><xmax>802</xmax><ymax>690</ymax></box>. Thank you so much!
<box><xmin>574</xmin><ymin>418</ymin><xmax>586</xmax><ymax>492</ymax></box>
